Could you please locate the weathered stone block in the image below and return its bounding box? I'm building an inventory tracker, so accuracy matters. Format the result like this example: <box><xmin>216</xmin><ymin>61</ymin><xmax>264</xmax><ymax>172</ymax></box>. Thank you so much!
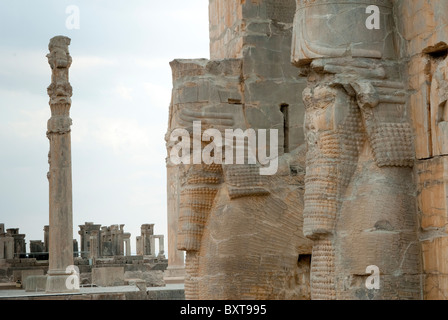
<box><xmin>92</xmin><ymin>267</ymin><xmax>125</xmax><ymax>287</ymax></box>
<box><xmin>21</xmin><ymin>269</ymin><xmax>44</xmax><ymax>286</ymax></box>
<box><xmin>124</xmin><ymin>270</ymin><xmax>165</xmax><ymax>287</ymax></box>
<box><xmin>25</xmin><ymin>275</ymin><xmax>47</xmax><ymax>292</ymax></box>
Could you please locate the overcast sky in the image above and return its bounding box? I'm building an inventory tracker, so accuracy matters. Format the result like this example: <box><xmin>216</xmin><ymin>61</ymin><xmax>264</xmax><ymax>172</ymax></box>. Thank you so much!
<box><xmin>0</xmin><ymin>0</ymin><xmax>209</xmax><ymax>255</ymax></box>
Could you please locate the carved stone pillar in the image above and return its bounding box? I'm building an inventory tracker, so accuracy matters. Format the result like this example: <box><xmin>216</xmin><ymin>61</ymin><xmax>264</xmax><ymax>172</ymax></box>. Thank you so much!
<box><xmin>292</xmin><ymin>0</ymin><xmax>422</xmax><ymax>300</ymax></box>
<box><xmin>45</xmin><ymin>36</ymin><xmax>78</xmax><ymax>293</ymax></box>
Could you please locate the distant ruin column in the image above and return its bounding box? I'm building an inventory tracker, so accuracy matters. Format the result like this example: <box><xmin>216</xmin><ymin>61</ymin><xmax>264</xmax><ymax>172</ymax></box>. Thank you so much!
<box><xmin>123</xmin><ymin>233</ymin><xmax>131</xmax><ymax>256</ymax></box>
<box><xmin>4</xmin><ymin>238</ymin><xmax>14</xmax><ymax>260</ymax></box>
<box><xmin>0</xmin><ymin>225</ymin><xmax>4</xmax><ymax>260</ymax></box>
<box><xmin>43</xmin><ymin>225</ymin><xmax>49</xmax><ymax>253</ymax></box>
<box><xmin>0</xmin><ymin>225</ymin><xmax>14</xmax><ymax>260</ymax></box>
<box><xmin>89</xmin><ymin>231</ymin><xmax>99</xmax><ymax>259</ymax></box>
<box><xmin>141</xmin><ymin>224</ymin><xmax>154</xmax><ymax>256</ymax></box>
<box><xmin>157</xmin><ymin>235</ymin><xmax>165</xmax><ymax>259</ymax></box>
<box><xmin>45</xmin><ymin>36</ymin><xmax>78</xmax><ymax>293</ymax></box>
<box><xmin>136</xmin><ymin>236</ymin><xmax>142</xmax><ymax>256</ymax></box>
<box><xmin>124</xmin><ymin>238</ymin><xmax>131</xmax><ymax>257</ymax></box>
<box><xmin>118</xmin><ymin>225</ymin><xmax>125</xmax><ymax>256</ymax></box>
<box><xmin>73</xmin><ymin>240</ymin><xmax>79</xmax><ymax>258</ymax></box>
<box><xmin>7</xmin><ymin>229</ymin><xmax>26</xmax><ymax>258</ymax></box>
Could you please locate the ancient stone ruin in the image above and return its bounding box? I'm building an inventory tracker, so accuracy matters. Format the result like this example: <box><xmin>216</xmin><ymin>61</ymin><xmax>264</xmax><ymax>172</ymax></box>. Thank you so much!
<box><xmin>2</xmin><ymin>0</ymin><xmax>447</xmax><ymax>302</ymax></box>
<box><xmin>0</xmin><ymin>222</ymin><xmax>168</xmax><ymax>291</ymax></box>
<box><xmin>165</xmin><ymin>0</ymin><xmax>448</xmax><ymax>300</ymax></box>
<box><xmin>45</xmin><ymin>35</ymin><xmax>77</xmax><ymax>294</ymax></box>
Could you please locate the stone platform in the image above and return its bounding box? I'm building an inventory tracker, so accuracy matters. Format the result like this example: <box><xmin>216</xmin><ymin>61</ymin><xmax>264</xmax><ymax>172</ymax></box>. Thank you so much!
<box><xmin>0</xmin><ymin>283</ymin><xmax>185</xmax><ymax>300</ymax></box>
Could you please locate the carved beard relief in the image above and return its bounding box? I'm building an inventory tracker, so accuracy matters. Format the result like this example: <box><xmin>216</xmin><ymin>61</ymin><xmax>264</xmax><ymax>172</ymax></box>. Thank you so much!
<box><xmin>303</xmin><ymin>84</ymin><xmax>366</xmax><ymax>300</ymax></box>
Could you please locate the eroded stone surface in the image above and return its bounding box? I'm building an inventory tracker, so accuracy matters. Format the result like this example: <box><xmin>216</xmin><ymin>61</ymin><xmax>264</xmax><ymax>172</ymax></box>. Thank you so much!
<box><xmin>166</xmin><ymin>0</ymin><xmax>311</xmax><ymax>300</ymax></box>
<box><xmin>165</xmin><ymin>0</ymin><xmax>448</xmax><ymax>300</ymax></box>
<box><xmin>45</xmin><ymin>36</ymin><xmax>77</xmax><ymax>294</ymax></box>
<box><xmin>292</xmin><ymin>0</ymin><xmax>423</xmax><ymax>300</ymax></box>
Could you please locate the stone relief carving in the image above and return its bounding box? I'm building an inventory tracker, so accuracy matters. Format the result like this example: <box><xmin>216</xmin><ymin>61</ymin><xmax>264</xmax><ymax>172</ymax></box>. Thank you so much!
<box><xmin>293</xmin><ymin>0</ymin><xmax>422</xmax><ymax>300</ymax></box>
<box><xmin>166</xmin><ymin>58</ymin><xmax>312</xmax><ymax>300</ymax></box>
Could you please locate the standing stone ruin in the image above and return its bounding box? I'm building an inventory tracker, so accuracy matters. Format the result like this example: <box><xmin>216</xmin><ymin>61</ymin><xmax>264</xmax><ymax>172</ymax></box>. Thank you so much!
<box><xmin>0</xmin><ymin>224</ymin><xmax>14</xmax><ymax>260</ymax></box>
<box><xmin>136</xmin><ymin>224</ymin><xmax>165</xmax><ymax>259</ymax></box>
<box><xmin>166</xmin><ymin>0</ymin><xmax>448</xmax><ymax>300</ymax></box>
<box><xmin>45</xmin><ymin>35</ymin><xmax>78</xmax><ymax>293</ymax></box>
<box><xmin>79</xmin><ymin>222</ymin><xmax>132</xmax><ymax>258</ymax></box>
<box><xmin>166</xmin><ymin>0</ymin><xmax>312</xmax><ymax>300</ymax></box>
<box><xmin>0</xmin><ymin>222</ymin><xmax>168</xmax><ymax>290</ymax></box>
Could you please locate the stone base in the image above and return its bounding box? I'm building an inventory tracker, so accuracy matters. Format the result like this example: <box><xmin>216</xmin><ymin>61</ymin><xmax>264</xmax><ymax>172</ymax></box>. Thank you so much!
<box><xmin>46</xmin><ymin>274</ymin><xmax>79</xmax><ymax>293</ymax></box>
<box><xmin>25</xmin><ymin>275</ymin><xmax>48</xmax><ymax>292</ymax></box>
<box><xmin>163</xmin><ymin>267</ymin><xmax>185</xmax><ymax>284</ymax></box>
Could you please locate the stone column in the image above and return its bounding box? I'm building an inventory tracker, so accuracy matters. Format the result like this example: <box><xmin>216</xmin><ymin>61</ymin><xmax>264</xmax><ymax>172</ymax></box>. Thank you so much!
<box><xmin>43</xmin><ymin>225</ymin><xmax>49</xmax><ymax>253</ymax></box>
<box><xmin>0</xmin><ymin>224</ymin><xmax>5</xmax><ymax>261</ymax></box>
<box><xmin>30</xmin><ymin>241</ymin><xmax>45</xmax><ymax>259</ymax></box>
<box><xmin>89</xmin><ymin>231</ymin><xmax>99</xmax><ymax>259</ymax></box>
<box><xmin>73</xmin><ymin>240</ymin><xmax>79</xmax><ymax>258</ymax></box>
<box><xmin>292</xmin><ymin>0</ymin><xmax>422</xmax><ymax>300</ymax></box>
<box><xmin>123</xmin><ymin>233</ymin><xmax>131</xmax><ymax>256</ymax></box>
<box><xmin>157</xmin><ymin>235</ymin><xmax>165</xmax><ymax>259</ymax></box>
<box><xmin>149</xmin><ymin>235</ymin><xmax>156</xmax><ymax>258</ymax></box>
<box><xmin>117</xmin><ymin>225</ymin><xmax>125</xmax><ymax>256</ymax></box>
<box><xmin>7</xmin><ymin>229</ymin><xmax>26</xmax><ymax>259</ymax></box>
<box><xmin>78</xmin><ymin>224</ymin><xmax>88</xmax><ymax>258</ymax></box>
<box><xmin>4</xmin><ymin>237</ymin><xmax>14</xmax><ymax>260</ymax></box>
<box><xmin>141</xmin><ymin>224</ymin><xmax>154</xmax><ymax>256</ymax></box>
<box><xmin>45</xmin><ymin>36</ymin><xmax>78</xmax><ymax>293</ymax></box>
<box><xmin>124</xmin><ymin>239</ymin><xmax>131</xmax><ymax>257</ymax></box>
<box><xmin>0</xmin><ymin>238</ymin><xmax>4</xmax><ymax>260</ymax></box>
<box><xmin>136</xmin><ymin>236</ymin><xmax>142</xmax><ymax>256</ymax></box>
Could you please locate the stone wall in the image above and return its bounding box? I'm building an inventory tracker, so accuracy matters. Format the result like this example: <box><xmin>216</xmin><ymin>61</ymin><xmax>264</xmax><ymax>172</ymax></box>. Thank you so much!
<box><xmin>394</xmin><ymin>0</ymin><xmax>448</xmax><ymax>300</ymax></box>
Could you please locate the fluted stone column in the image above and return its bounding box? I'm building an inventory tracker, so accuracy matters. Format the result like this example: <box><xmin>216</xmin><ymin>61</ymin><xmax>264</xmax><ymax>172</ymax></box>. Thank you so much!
<box><xmin>45</xmin><ymin>36</ymin><xmax>78</xmax><ymax>293</ymax></box>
